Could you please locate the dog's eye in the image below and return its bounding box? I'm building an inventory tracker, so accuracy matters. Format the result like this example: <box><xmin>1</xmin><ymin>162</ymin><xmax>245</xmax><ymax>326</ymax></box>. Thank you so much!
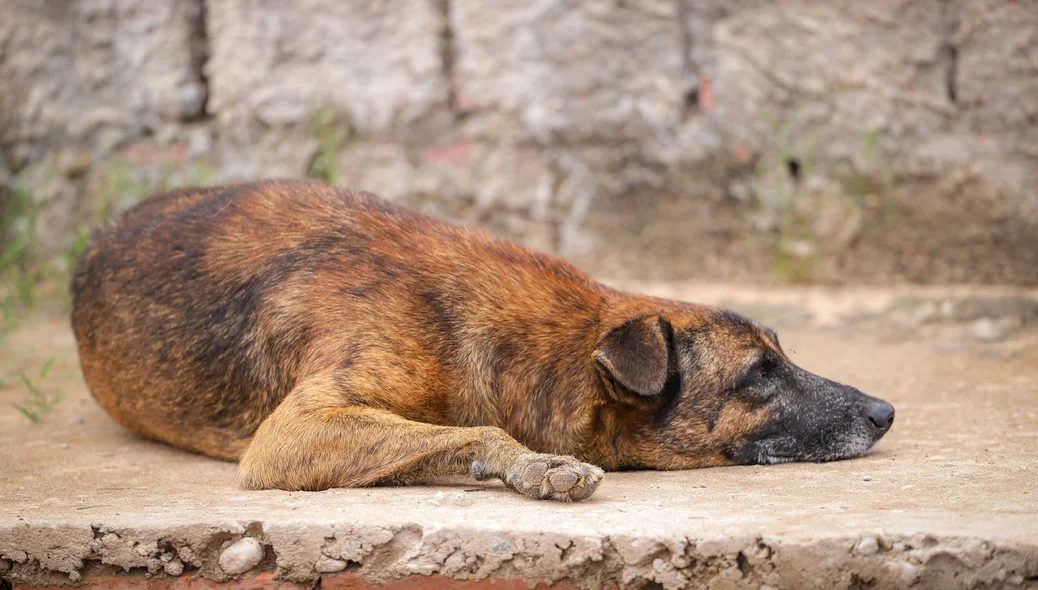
<box><xmin>751</xmin><ymin>354</ymin><xmax>778</xmax><ymax>379</ymax></box>
<box><xmin>736</xmin><ymin>353</ymin><xmax>780</xmax><ymax>391</ymax></box>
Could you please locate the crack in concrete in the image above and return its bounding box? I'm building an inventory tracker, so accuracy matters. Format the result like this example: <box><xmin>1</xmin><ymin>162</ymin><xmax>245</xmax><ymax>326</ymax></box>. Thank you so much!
<box><xmin>674</xmin><ymin>0</ymin><xmax>698</xmax><ymax>121</ymax></box>
<box><xmin>939</xmin><ymin>0</ymin><xmax>960</xmax><ymax>106</ymax></box>
<box><xmin>185</xmin><ymin>0</ymin><xmax>212</xmax><ymax>121</ymax></box>
<box><xmin>437</xmin><ymin>0</ymin><xmax>466</xmax><ymax>121</ymax></box>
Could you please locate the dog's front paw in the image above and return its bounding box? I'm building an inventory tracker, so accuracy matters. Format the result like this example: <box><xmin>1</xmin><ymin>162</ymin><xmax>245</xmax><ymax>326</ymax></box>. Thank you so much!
<box><xmin>504</xmin><ymin>454</ymin><xmax>604</xmax><ymax>501</ymax></box>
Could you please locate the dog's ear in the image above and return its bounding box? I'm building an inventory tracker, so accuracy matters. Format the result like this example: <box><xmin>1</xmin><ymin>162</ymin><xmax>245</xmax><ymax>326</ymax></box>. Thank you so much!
<box><xmin>593</xmin><ymin>315</ymin><xmax>672</xmax><ymax>402</ymax></box>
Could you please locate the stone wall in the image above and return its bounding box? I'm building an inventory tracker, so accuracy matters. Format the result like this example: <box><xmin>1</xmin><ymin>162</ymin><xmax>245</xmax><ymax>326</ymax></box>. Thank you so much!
<box><xmin>1</xmin><ymin>0</ymin><xmax>1036</xmax><ymax>284</ymax></box>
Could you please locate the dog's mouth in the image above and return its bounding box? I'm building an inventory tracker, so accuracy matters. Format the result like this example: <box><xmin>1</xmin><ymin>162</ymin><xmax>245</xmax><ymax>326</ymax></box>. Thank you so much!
<box><xmin>740</xmin><ymin>434</ymin><xmax>879</xmax><ymax>466</ymax></box>
<box><xmin>760</xmin><ymin>451</ymin><xmax>799</xmax><ymax>464</ymax></box>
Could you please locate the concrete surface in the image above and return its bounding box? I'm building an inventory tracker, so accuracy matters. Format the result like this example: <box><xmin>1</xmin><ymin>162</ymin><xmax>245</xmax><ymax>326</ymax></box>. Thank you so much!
<box><xmin>1</xmin><ymin>286</ymin><xmax>1038</xmax><ymax>589</ymax></box>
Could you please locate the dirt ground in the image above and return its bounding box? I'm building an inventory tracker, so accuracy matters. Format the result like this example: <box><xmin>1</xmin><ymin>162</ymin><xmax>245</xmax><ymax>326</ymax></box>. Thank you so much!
<box><xmin>1</xmin><ymin>284</ymin><xmax>1037</xmax><ymax>589</ymax></box>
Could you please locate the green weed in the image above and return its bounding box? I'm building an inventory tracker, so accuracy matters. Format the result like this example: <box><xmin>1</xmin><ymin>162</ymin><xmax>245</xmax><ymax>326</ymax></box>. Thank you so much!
<box><xmin>66</xmin><ymin>228</ymin><xmax>91</xmax><ymax>272</ymax></box>
<box><xmin>838</xmin><ymin>129</ymin><xmax>895</xmax><ymax>219</ymax></box>
<box><xmin>750</xmin><ymin>115</ymin><xmax>824</xmax><ymax>283</ymax></box>
<box><xmin>13</xmin><ymin>357</ymin><xmax>64</xmax><ymax>423</ymax></box>
<box><xmin>751</xmin><ymin>113</ymin><xmax>895</xmax><ymax>283</ymax></box>
<box><xmin>307</xmin><ymin>106</ymin><xmax>352</xmax><ymax>185</ymax></box>
<box><xmin>0</xmin><ymin>176</ymin><xmax>46</xmax><ymax>322</ymax></box>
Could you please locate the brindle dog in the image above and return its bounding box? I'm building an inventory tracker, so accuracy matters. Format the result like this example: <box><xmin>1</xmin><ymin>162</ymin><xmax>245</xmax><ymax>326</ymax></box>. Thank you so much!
<box><xmin>71</xmin><ymin>180</ymin><xmax>894</xmax><ymax>501</ymax></box>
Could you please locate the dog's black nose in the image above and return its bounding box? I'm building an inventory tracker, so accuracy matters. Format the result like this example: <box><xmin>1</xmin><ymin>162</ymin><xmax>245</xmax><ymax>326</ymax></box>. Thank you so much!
<box><xmin>867</xmin><ymin>400</ymin><xmax>895</xmax><ymax>437</ymax></box>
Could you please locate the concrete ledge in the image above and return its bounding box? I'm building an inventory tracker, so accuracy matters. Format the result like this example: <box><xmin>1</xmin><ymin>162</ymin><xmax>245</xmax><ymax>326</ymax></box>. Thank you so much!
<box><xmin>2</xmin><ymin>299</ymin><xmax>1038</xmax><ymax>590</ymax></box>
<box><xmin>3</xmin><ymin>518</ymin><xmax>1036</xmax><ymax>590</ymax></box>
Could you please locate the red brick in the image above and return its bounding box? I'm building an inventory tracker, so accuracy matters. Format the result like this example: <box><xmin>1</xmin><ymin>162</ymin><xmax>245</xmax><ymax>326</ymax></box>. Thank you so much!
<box><xmin>322</xmin><ymin>574</ymin><xmax>578</xmax><ymax>590</ymax></box>
<box><xmin>13</xmin><ymin>572</ymin><xmax>584</xmax><ymax>590</ymax></box>
<box><xmin>13</xmin><ymin>572</ymin><xmax>307</xmax><ymax>590</ymax></box>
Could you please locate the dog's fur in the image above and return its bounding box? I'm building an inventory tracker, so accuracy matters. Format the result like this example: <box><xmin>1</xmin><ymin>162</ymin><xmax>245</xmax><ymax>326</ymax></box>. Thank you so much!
<box><xmin>71</xmin><ymin>180</ymin><xmax>894</xmax><ymax>501</ymax></box>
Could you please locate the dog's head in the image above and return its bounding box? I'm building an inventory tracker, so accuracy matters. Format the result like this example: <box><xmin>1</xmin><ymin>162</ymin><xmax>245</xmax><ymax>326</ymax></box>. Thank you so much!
<box><xmin>593</xmin><ymin>307</ymin><xmax>894</xmax><ymax>468</ymax></box>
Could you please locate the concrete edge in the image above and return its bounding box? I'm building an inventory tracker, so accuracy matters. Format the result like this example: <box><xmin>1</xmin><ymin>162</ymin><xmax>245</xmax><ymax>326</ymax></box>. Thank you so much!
<box><xmin>3</xmin><ymin>522</ymin><xmax>1037</xmax><ymax>589</ymax></box>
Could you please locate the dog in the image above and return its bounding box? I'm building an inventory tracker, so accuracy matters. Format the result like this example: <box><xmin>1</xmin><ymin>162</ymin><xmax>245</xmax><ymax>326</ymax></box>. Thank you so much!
<box><xmin>71</xmin><ymin>179</ymin><xmax>894</xmax><ymax>501</ymax></box>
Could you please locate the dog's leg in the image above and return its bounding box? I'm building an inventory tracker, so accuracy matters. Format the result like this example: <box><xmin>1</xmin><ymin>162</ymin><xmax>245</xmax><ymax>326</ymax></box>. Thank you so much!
<box><xmin>237</xmin><ymin>374</ymin><xmax>604</xmax><ymax>501</ymax></box>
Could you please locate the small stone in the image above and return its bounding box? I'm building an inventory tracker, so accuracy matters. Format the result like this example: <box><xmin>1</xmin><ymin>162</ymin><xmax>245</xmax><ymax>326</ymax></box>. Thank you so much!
<box><xmin>68</xmin><ymin>570</ymin><xmax>81</xmax><ymax>582</ymax></box>
<box><xmin>863</xmin><ymin>476</ymin><xmax>872</xmax><ymax>482</ymax></box>
<box><xmin>971</xmin><ymin>316</ymin><xmax>1023</xmax><ymax>341</ymax></box>
<box><xmin>782</xmin><ymin>239</ymin><xmax>817</xmax><ymax>259</ymax></box>
<box><xmin>315</xmin><ymin>555</ymin><xmax>348</xmax><ymax>573</ymax></box>
<box><xmin>136</xmin><ymin>541</ymin><xmax>158</xmax><ymax>557</ymax></box>
<box><xmin>164</xmin><ymin>558</ymin><xmax>184</xmax><ymax>576</ymax></box>
<box><xmin>856</xmin><ymin>537</ymin><xmax>880</xmax><ymax>555</ymax></box>
<box><xmin>426</xmin><ymin>491</ymin><xmax>473</xmax><ymax>507</ymax></box>
<box><xmin>892</xmin><ymin>542</ymin><xmax>907</xmax><ymax>552</ymax></box>
<box><xmin>1008</xmin><ymin>574</ymin><xmax>1025</xmax><ymax>585</ymax></box>
<box><xmin>67</xmin><ymin>416</ymin><xmax>85</xmax><ymax>425</ymax></box>
<box><xmin>896</xmin><ymin>562</ymin><xmax>919</xmax><ymax>584</ymax></box>
<box><xmin>444</xmin><ymin>492</ymin><xmax>474</xmax><ymax>507</ymax></box>
<box><xmin>59</xmin><ymin>443</ymin><xmax>70</xmax><ymax>450</ymax></box>
<box><xmin>443</xmin><ymin>551</ymin><xmax>468</xmax><ymax>572</ymax></box>
<box><xmin>492</xmin><ymin>540</ymin><xmax>512</xmax><ymax>553</ymax></box>
<box><xmin>218</xmin><ymin>537</ymin><xmax>264</xmax><ymax>575</ymax></box>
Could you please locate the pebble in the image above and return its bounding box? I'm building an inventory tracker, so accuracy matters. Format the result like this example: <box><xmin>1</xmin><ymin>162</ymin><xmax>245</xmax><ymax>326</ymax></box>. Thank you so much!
<box><xmin>59</xmin><ymin>443</ymin><xmax>70</xmax><ymax>450</ymax></box>
<box><xmin>68</xmin><ymin>570</ymin><xmax>81</xmax><ymax>582</ymax></box>
<box><xmin>67</xmin><ymin>416</ymin><xmax>85</xmax><ymax>425</ymax></box>
<box><xmin>894</xmin><ymin>562</ymin><xmax>920</xmax><ymax>584</ymax></box>
<box><xmin>426</xmin><ymin>491</ymin><xmax>474</xmax><ymax>507</ymax></box>
<box><xmin>863</xmin><ymin>476</ymin><xmax>873</xmax><ymax>482</ymax></box>
<box><xmin>856</xmin><ymin>537</ymin><xmax>880</xmax><ymax>556</ymax></box>
<box><xmin>163</xmin><ymin>559</ymin><xmax>184</xmax><ymax>577</ymax></box>
<box><xmin>492</xmin><ymin>540</ymin><xmax>512</xmax><ymax>553</ymax></box>
<box><xmin>315</xmin><ymin>556</ymin><xmax>348</xmax><ymax>573</ymax></box>
<box><xmin>218</xmin><ymin>537</ymin><xmax>264</xmax><ymax>575</ymax></box>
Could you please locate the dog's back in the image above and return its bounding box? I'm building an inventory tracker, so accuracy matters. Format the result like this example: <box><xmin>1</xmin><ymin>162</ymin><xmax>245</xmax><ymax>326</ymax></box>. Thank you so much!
<box><xmin>72</xmin><ymin>180</ymin><xmax>605</xmax><ymax>460</ymax></box>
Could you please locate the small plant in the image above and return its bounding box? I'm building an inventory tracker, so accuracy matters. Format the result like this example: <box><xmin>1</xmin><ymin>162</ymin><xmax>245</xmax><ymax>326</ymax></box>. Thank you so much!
<box><xmin>66</xmin><ymin>228</ymin><xmax>91</xmax><ymax>272</ymax></box>
<box><xmin>0</xmin><ymin>153</ymin><xmax>220</xmax><ymax>331</ymax></box>
<box><xmin>307</xmin><ymin>106</ymin><xmax>352</xmax><ymax>185</ymax></box>
<box><xmin>750</xmin><ymin>113</ymin><xmax>825</xmax><ymax>283</ymax></box>
<box><xmin>0</xmin><ymin>176</ymin><xmax>46</xmax><ymax>319</ymax></box>
<box><xmin>839</xmin><ymin>129</ymin><xmax>895</xmax><ymax>219</ymax></box>
<box><xmin>105</xmin><ymin>160</ymin><xmax>157</xmax><ymax>212</ymax></box>
<box><xmin>13</xmin><ymin>357</ymin><xmax>64</xmax><ymax>423</ymax></box>
<box><xmin>751</xmin><ymin>111</ymin><xmax>898</xmax><ymax>283</ymax></box>
<box><xmin>103</xmin><ymin>158</ymin><xmax>218</xmax><ymax>218</ymax></box>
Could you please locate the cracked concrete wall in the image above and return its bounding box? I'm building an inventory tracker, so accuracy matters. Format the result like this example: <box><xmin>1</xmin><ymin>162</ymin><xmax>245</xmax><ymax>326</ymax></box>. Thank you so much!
<box><xmin>2</xmin><ymin>521</ymin><xmax>1036</xmax><ymax>589</ymax></box>
<box><xmin>1</xmin><ymin>0</ymin><xmax>1036</xmax><ymax>284</ymax></box>
<box><xmin>206</xmin><ymin>0</ymin><xmax>451</xmax><ymax>134</ymax></box>
<box><xmin>0</xmin><ymin>0</ymin><xmax>206</xmax><ymax>160</ymax></box>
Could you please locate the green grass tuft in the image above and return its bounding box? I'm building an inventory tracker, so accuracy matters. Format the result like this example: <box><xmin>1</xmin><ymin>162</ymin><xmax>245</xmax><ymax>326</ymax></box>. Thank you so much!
<box><xmin>12</xmin><ymin>356</ymin><xmax>64</xmax><ymax>423</ymax></box>
<box><xmin>307</xmin><ymin>106</ymin><xmax>352</xmax><ymax>185</ymax></box>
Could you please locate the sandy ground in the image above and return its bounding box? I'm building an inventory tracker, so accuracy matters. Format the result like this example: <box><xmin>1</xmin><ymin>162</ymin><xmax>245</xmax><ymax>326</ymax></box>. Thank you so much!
<box><xmin>1</xmin><ymin>287</ymin><xmax>1037</xmax><ymax>589</ymax></box>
